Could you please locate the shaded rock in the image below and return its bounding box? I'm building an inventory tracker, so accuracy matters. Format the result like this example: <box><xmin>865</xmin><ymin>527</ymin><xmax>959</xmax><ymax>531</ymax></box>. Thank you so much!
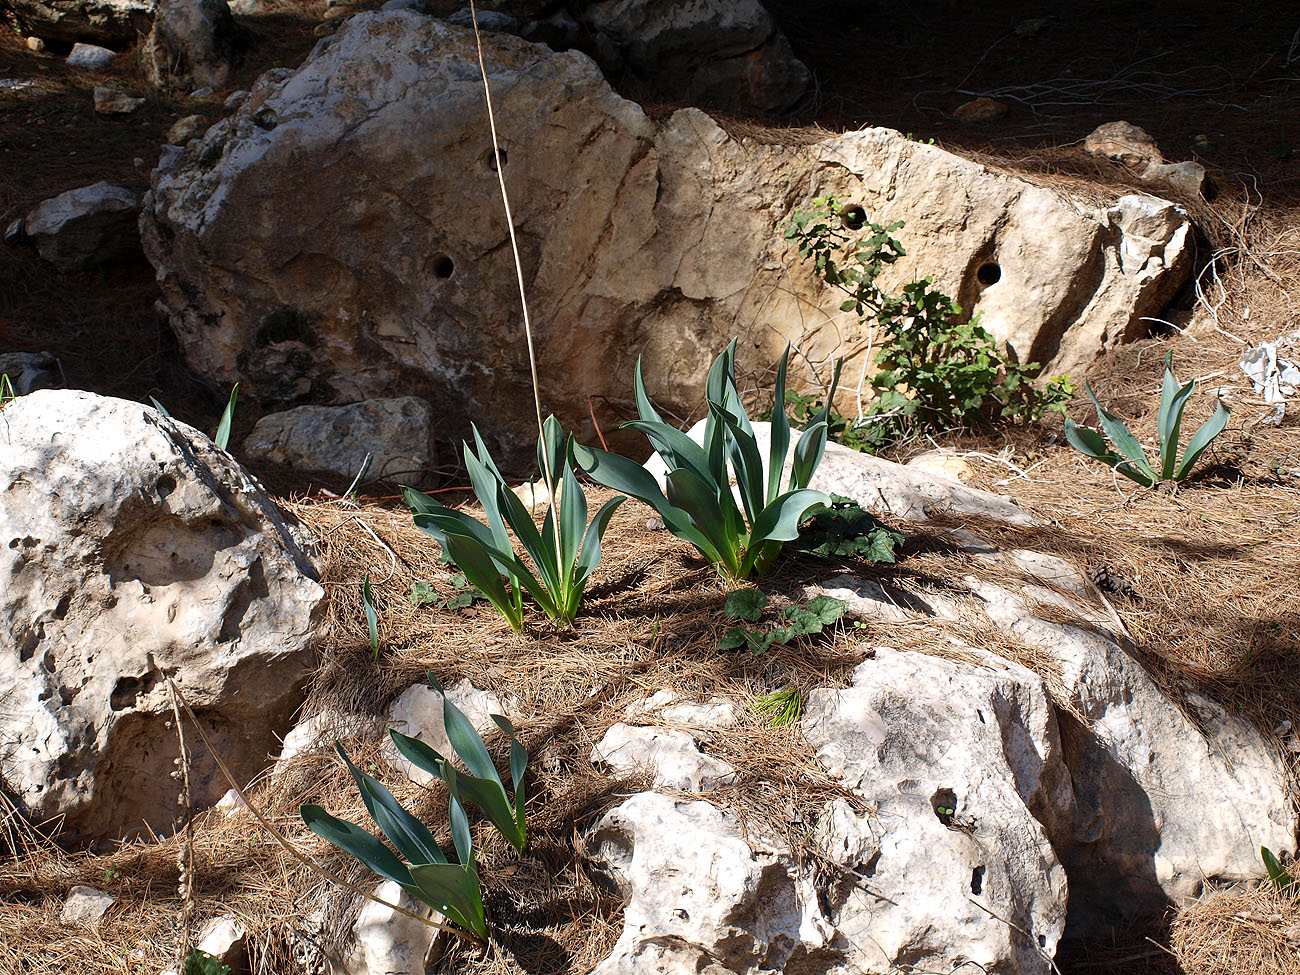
<box><xmin>23</xmin><ymin>181</ymin><xmax>140</xmax><ymax>271</ymax></box>
<box><xmin>953</xmin><ymin>96</ymin><xmax>1008</xmax><ymax>121</ymax></box>
<box><xmin>383</xmin><ymin>680</ymin><xmax>512</xmax><ymax>786</ymax></box>
<box><xmin>592</xmin><ymin>723</ymin><xmax>737</xmax><ymax>792</ymax></box>
<box><xmin>141</xmin><ymin>0</ymin><xmax>248</xmax><ymax>90</ymax></box>
<box><xmin>0</xmin><ymin>390</ymin><xmax>324</xmax><ymax>843</ymax></box>
<box><xmin>197</xmin><ymin>915</ymin><xmax>249</xmax><ymax>967</ymax></box>
<box><xmin>92</xmin><ymin>85</ymin><xmax>144</xmax><ymax>113</ymax></box>
<box><xmin>141</xmin><ymin>13</ymin><xmax>1191</xmax><ymax>465</ymax></box>
<box><xmin>1</xmin><ymin>0</ymin><xmax>155</xmax><ymax>45</ymax></box>
<box><xmin>0</xmin><ymin>351</ymin><xmax>61</xmax><ymax>394</ymax></box>
<box><xmin>223</xmin><ymin>88</ymin><xmax>250</xmax><ymax>109</ymax></box>
<box><xmin>804</xmin><ymin>646</ymin><xmax>1072</xmax><ymax>975</ymax></box>
<box><xmin>166</xmin><ymin>113</ymin><xmax>208</xmax><ymax>144</ymax></box>
<box><xmin>579</xmin><ymin>0</ymin><xmax>810</xmax><ymax>115</ymax></box>
<box><xmin>3</xmin><ymin>215</ymin><xmax>24</xmax><ymax>244</ymax></box>
<box><xmin>445</xmin><ymin>6</ymin><xmax>518</xmax><ymax>31</ymax></box>
<box><xmin>587</xmin><ymin>793</ymin><xmax>818</xmax><ymax>975</ymax></box>
<box><xmin>66</xmin><ymin>41</ymin><xmax>115</xmax><ymax>68</ymax></box>
<box><xmin>1085</xmin><ymin>120</ymin><xmax>1163</xmax><ymax>168</ymax></box>
<box><xmin>969</xmin><ymin>577</ymin><xmax>1297</xmax><ymax>930</ymax></box>
<box><xmin>1141</xmin><ymin>158</ymin><xmax>1207</xmax><ymax>198</ymax></box>
<box><xmin>242</xmin><ymin>397</ymin><xmax>433</xmax><ymax>485</ymax></box>
<box><xmin>61</xmin><ymin>885</ymin><xmax>116</xmax><ymax>926</ymax></box>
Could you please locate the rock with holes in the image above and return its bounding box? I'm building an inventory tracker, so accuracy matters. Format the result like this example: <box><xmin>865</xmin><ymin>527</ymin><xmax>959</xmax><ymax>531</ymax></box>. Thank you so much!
<box><xmin>0</xmin><ymin>0</ymin><xmax>156</xmax><ymax>45</ymax></box>
<box><xmin>141</xmin><ymin>11</ymin><xmax>1190</xmax><ymax>467</ymax></box>
<box><xmin>140</xmin><ymin>0</ymin><xmax>248</xmax><ymax>90</ymax></box>
<box><xmin>802</xmin><ymin>646</ymin><xmax>1073</xmax><ymax>975</ymax></box>
<box><xmin>241</xmin><ymin>396</ymin><xmax>435</xmax><ymax>485</ymax></box>
<box><xmin>587</xmin><ymin>792</ymin><xmax>825</xmax><ymax>975</ymax></box>
<box><xmin>0</xmin><ymin>389</ymin><xmax>324</xmax><ymax>844</ymax></box>
<box><xmin>592</xmin><ymin>723</ymin><xmax>737</xmax><ymax>792</ymax></box>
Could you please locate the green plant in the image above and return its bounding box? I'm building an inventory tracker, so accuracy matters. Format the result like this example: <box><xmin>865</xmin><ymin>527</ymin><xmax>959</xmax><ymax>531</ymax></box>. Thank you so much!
<box><xmin>793</xmin><ymin>494</ymin><xmax>903</xmax><ymax>562</ymax></box>
<box><xmin>404</xmin><ymin>416</ymin><xmax>624</xmax><ymax>632</ymax></box>
<box><xmin>785</xmin><ymin>196</ymin><xmax>1072</xmax><ymax>444</ymax></box>
<box><xmin>574</xmin><ymin>340</ymin><xmax>842</xmax><ymax>582</ymax></box>
<box><xmin>410</xmin><ymin>575</ymin><xmax>486</xmax><ymax>611</ymax></box>
<box><xmin>148</xmin><ymin>383</ymin><xmax>241</xmax><ymax>450</ymax></box>
<box><xmin>1262</xmin><ymin>846</ymin><xmax>1298</xmax><ymax>895</ymax></box>
<box><xmin>754</xmin><ymin>687</ymin><xmax>803</xmax><ymax>726</ymax></box>
<box><xmin>301</xmin><ymin>743</ymin><xmax>488</xmax><ymax>942</ymax></box>
<box><xmin>182</xmin><ymin>951</ymin><xmax>231</xmax><ymax>975</ymax></box>
<box><xmin>389</xmin><ymin>675</ymin><xmax>528</xmax><ymax>853</ymax></box>
<box><xmin>718</xmin><ymin>589</ymin><xmax>847</xmax><ymax>654</ymax></box>
<box><xmin>1065</xmin><ymin>351</ymin><xmax>1230</xmax><ymax>487</ymax></box>
<box><xmin>362</xmin><ymin>573</ymin><xmax>380</xmax><ymax>659</ymax></box>
<box><xmin>0</xmin><ymin>374</ymin><xmax>15</xmax><ymax>405</ymax></box>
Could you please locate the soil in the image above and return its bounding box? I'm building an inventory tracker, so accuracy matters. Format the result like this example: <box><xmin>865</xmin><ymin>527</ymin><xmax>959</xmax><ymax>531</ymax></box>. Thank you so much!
<box><xmin>2</xmin><ymin>2</ymin><xmax>1299</xmax><ymax>974</ymax></box>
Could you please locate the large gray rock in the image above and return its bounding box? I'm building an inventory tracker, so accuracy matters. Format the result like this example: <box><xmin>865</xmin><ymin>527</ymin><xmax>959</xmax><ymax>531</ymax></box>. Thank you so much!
<box><xmin>0</xmin><ymin>390</ymin><xmax>324</xmax><ymax>843</ymax></box>
<box><xmin>241</xmin><ymin>396</ymin><xmax>434</xmax><ymax>485</ymax></box>
<box><xmin>142</xmin><ymin>12</ymin><xmax>1191</xmax><ymax>466</ymax></box>
<box><xmin>141</xmin><ymin>0</ymin><xmax>248</xmax><ymax>90</ymax></box>
<box><xmin>579</xmin><ymin>0</ymin><xmax>810</xmax><ymax>114</ymax></box>
<box><xmin>0</xmin><ymin>0</ymin><xmax>155</xmax><ymax>44</ymax></box>
<box><xmin>803</xmin><ymin>646</ymin><xmax>1072</xmax><ymax>975</ymax></box>
<box><xmin>24</xmin><ymin>181</ymin><xmax>140</xmax><ymax>271</ymax></box>
<box><xmin>0</xmin><ymin>351</ymin><xmax>61</xmax><ymax>395</ymax></box>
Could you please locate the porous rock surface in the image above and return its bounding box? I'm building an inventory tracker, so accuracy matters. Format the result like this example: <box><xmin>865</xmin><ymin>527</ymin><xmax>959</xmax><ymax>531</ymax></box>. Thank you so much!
<box><xmin>142</xmin><ymin>12</ymin><xmax>1191</xmax><ymax>465</ymax></box>
<box><xmin>0</xmin><ymin>389</ymin><xmax>324</xmax><ymax>843</ymax></box>
<box><xmin>0</xmin><ymin>0</ymin><xmax>155</xmax><ymax>44</ymax></box>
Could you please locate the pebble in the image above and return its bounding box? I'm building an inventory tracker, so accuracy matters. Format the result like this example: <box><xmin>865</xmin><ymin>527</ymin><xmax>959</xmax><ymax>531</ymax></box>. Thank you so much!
<box><xmin>67</xmin><ymin>43</ymin><xmax>115</xmax><ymax>70</ymax></box>
<box><xmin>60</xmin><ymin>886</ymin><xmax>115</xmax><ymax>927</ymax></box>
<box><xmin>93</xmin><ymin>86</ymin><xmax>145</xmax><ymax>114</ymax></box>
<box><xmin>26</xmin><ymin>36</ymin><xmax>45</xmax><ymax>52</ymax></box>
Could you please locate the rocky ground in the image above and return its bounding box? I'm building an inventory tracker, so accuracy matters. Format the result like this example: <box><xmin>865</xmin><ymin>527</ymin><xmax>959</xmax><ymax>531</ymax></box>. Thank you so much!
<box><xmin>2</xmin><ymin>1</ymin><xmax>1300</xmax><ymax>974</ymax></box>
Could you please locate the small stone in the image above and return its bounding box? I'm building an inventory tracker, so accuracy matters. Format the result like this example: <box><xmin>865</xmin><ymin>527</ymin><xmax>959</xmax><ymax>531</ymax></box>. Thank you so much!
<box><xmin>133</xmin><ymin>156</ymin><xmax>145</xmax><ymax>167</ymax></box>
<box><xmin>167</xmin><ymin>113</ymin><xmax>208</xmax><ymax>144</ymax></box>
<box><xmin>322</xmin><ymin>4</ymin><xmax>354</xmax><ymax>20</ymax></box>
<box><xmin>1140</xmin><ymin>158</ymin><xmax>1206</xmax><ymax>198</ymax></box>
<box><xmin>190</xmin><ymin>86</ymin><xmax>216</xmax><ymax>99</ymax></box>
<box><xmin>953</xmin><ymin>97</ymin><xmax>1008</xmax><ymax>122</ymax></box>
<box><xmin>67</xmin><ymin>43</ymin><xmax>116</xmax><ymax>70</ymax></box>
<box><xmin>26</xmin><ymin>36</ymin><xmax>46</xmax><ymax>52</ymax></box>
<box><xmin>1084</xmin><ymin>120</ymin><xmax>1163</xmax><ymax>168</ymax></box>
<box><xmin>3</xmin><ymin>216</ymin><xmax>24</xmax><ymax>245</ymax></box>
<box><xmin>92</xmin><ymin>86</ymin><xmax>145</xmax><ymax>114</ymax></box>
<box><xmin>60</xmin><ymin>886</ymin><xmax>115</xmax><ymax>927</ymax></box>
<box><xmin>223</xmin><ymin>89</ymin><xmax>250</xmax><ymax>110</ymax></box>
<box><xmin>312</xmin><ymin>20</ymin><xmax>337</xmax><ymax>35</ymax></box>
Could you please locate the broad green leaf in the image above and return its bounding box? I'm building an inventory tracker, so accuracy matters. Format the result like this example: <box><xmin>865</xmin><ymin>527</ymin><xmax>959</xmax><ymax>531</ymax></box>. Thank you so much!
<box><xmin>749</xmin><ymin>489</ymin><xmax>831</xmax><ymax>546</ymax></box>
<box><xmin>575</xmin><ymin>496</ymin><xmax>626</xmax><ymax>584</ymax></box>
<box><xmin>624</xmin><ymin>419</ymin><xmax>713</xmax><ymax>484</ymax></box>
<box><xmin>362</xmin><ymin>573</ymin><xmax>380</xmax><ymax>659</ymax></box>
<box><xmin>666</xmin><ymin>468</ymin><xmax>740</xmax><ymax>576</ymax></box>
<box><xmin>725</xmin><ymin>589</ymin><xmax>768</xmax><ymax>622</ymax></box>
<box><xmin>632</xmin><ymin>356</ymin><xmax>665</xmax><ymax>425</ymax></box>
<box><xmin>558</xmin><ymin>461</ymin><xmax>587</xmax><ymax>583</ymax></box>
<box><xmin>1262</xmin><ymin>846</ymin><xmax>1297</xmax><ymax>894</ymax></box>
<box><xmin>300</xmin><ymin>804</ymin><xmax>412</xmax><ymax>887</ymax></box>
<box><xmin>407</xmin><ymin>861</ymin><xmax>487</xmax><ymax>939</ymax></box>
<box><xmin>714</xmin><ymin>406</ymin><xmax>766</xmax><ymax>524</ymax></box>
<box><xmin>537</xmin><ymin>414</ymin><xmax>566</xmax><ymax>491</ymax></box>
<box><xmin>790</xmin><ymin>421</ymin><xmax>829</xmax><ymax>491</ymax></box>
<box><xmin>149</xmin><ymin>396</ymin><xmax>171</xmax><ymax>417</ymax></box>
<box><xmin>1084</xmin><ymin>381</ymin><xmax>1155</xmax><ymax>480</ymax></box>
<box><xmin>1064</xmin><ymin>418</ymin><xmax>1120</xmax><ymax>464</ymax></box>
<box><xmin>768</xmin><ymin>346</ymin><xmax>792</xmax><ymax>503</ymax></box>
<box><xmin>389</xmin><ymin>728</ymin><xmax>450</xmax><ymax>779</ymax></box>
<box><xmin>1174</xmin><ymin>399</ymin><xmax>1230</xmax><ymax>481</ymax></box>
<box><xmin>214</xmin><ymin>383</ymin><xmax>238</xmax><ymax>451</ymax></box>
<box><xmin>1157</xmin><ymin>358</ymin><xmax>1195</xmax><ymax>480</ymax></box>
<box><xmin>804</xmin><ymin>595</ymin><xmax>847</xmax><ymax>626</ymax></box>
<box><xmin>335</xmin><ymin>745</ymin><xmax>447</xmax><ymax>867</ymax></box>
<box><xmin>437</xmin><ymin>529</ymin><xmax>525</xmax><ymax>631</ymax></box>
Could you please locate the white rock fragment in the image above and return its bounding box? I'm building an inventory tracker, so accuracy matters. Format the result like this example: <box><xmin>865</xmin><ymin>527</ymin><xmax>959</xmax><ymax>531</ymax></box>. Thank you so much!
<box><xmin>61</xmin><ymin>886</ymin><xmax>115</xmax><ymax>927</ymax></box>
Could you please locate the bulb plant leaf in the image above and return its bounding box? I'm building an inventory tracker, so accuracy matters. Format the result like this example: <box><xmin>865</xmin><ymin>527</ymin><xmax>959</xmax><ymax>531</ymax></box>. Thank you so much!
<box><xmin>575</xmin><ymin>340</ymin><xmax>843</xmax><ymax>582</ymax></box>
<box><xmin>403</xmin><ymin>416</ymin><xmax>624</xmax><ymax>631</ymax></box>
<box><xmin>1065</xmin><ymin>352</ymin><xmax>1230</xmax><ymax>487</ymax></box>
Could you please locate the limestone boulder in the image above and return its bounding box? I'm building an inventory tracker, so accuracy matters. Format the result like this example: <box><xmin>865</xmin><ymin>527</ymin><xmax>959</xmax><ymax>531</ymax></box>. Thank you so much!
<box><xmin>592</xmin><ymin>723</ymin><xmax>737</xmax><ymax>792</ymax></box>
<box><xmin>0</xmin><ymin>0</ymin><xmax>155</xmax><ymax>44</ymax></box>
<box><xmin>142</xmin><ymin>12</ymin><xmax>1191</xmax><ymax>466</ymax></box>
<box><xmin>24</xmin><ymin>181</ymin><xmax>140</xmax><ymax>271</ymax></box>
<box><xmin>140</xmin><ymin>0</ymin><xmax>248</xmax><ymax>90</ymax></box>
<box><xmin>241</xmin><ymin>396</ymin><xmax>434</xmax><ymax>485</ymax></box>
<box><xmin>803</xmin><ymin>646</ymin><xmax>1073</xmax><ymax>974</ymax></box>
<box><xmin>0</xmin><ymin>390</ymin><xmax>324</xmax><ymax>843</ymax></box>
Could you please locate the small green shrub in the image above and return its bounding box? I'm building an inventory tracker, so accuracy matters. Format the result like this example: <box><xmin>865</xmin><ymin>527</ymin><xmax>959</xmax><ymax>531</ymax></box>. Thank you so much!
<box><xmin>410</xmin><ymin>575</ymin><xmax>485</xmax><ymax>611</ymax></box>
<box><xmin>718</xmin><ymin>589</ymin><xmax>847</xmax><ymax>654</ymax></box>
<box><xmin>575</xmin><ymin>340</ymin><xmax>841</xmax><ymax>582</ymax></box>
<box><xmin>792</xmin><ymin>495</ymin><xmax>903</xmax><ymax>562</ymax></box>
<box><xmin>148</xmin><ymin>383</ymin><xmax>241</xmax><ymax>450</ymax></box>
<box><xmin>0</xmin><ymin>374</ymin><xmax>15</xmax><ymax>405</ymax></box>
<box><xmin>404</xmin><ymin>416</ymin><xmax>624</xmax><ymax>631</ymax></box>
<box><xmin>1065</xmin><ymin>351</ymin><xmax>1230</xmax><ymax>487</ymax></box>
<box><xmin>785</xmin><ymin>196</ymin><xmax>1072</xmax><ymax>446</ymax></box>
<box><xmin>182</xmin><ymin>951</ymin><xmax>231</xmax><ymax>975</ymax></box>
<box><xmin>754</xmin><ymin>687</ymin><xmax>803</xmax><ymax>726</ymax></box>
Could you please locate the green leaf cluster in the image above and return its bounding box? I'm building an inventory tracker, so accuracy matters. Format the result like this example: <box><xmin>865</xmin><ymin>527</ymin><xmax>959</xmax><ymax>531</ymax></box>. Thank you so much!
<box><xmin>404</xmin><ymin>416</ymin><xmax>624</xmax><ymax>631</ymax></box>
<box><xmin>793</xmin><ymin>494</ymin><xmax>903</xmax><ymax>562</ymax></box>
<box><xmin>1064</xmin><ymin>351</ymin><xmax>1230</xmax><ymax>487</ymax></box>
<box><xmin>300</xmin><ymin>677</ymin><xmax>529</xmax><ymax>942</ymax></box>
<box><xmin>785</xmin><ymin>196</ymin><xmax>1072</xmax><ymax>446</ymax></box>
<box><xmin>1262</xmin><ymin>845</ymin><xmax>1299</xmax><ymax>895</ymax></box>
<box><xmin>182</xmin><ymin>951</ymin><xmax>231</xmax><ymax>975</ymax></box>
<box><xmin>718</xmin><ymin>589</ymin><xmax>847</xmax><ymax>654</ymax></box>
<box><xmin>575</xmin><ymin>341</ymin><xmax>842</xmax><ymax>582</ymax></box>
<box><xmin>148</xmin><ymin>382</ymin><xmax>242</xmax><ymax>451</ymax></box>
<box><xmin>754</xmin><ymin>687</ymin><xmax>803</xmax><ymax>727</ymax></box>
<box><xmin>410</xmin><ymin>574</ymin><xmax>486</xmax><ymax>612</ymax></box>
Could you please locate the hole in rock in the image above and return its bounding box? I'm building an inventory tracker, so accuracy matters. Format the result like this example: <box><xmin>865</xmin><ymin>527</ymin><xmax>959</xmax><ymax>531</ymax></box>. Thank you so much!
<box><xmin>156</xmin><ymin>474</ymin><xmax>177</xmax><ymax>500</ymax></box>
<box><xmin>971</xmin><ymin>865</ymin><xmax>985</xmax><ymax>895</ymax></box>
<box><xmin>860</xmin><ymin>850</ymin><xmax>881</xmax><ymax>878</ymax></box>
<box><xmin>931</xmin><ymin>787</ymin><xmax>958</xmax><ymax>826</ymax></box>
<box><xmin>486</xmin><ymin>147</ymin><xmax>507</xmax><ymax>172</ymax></box>
<box><xmin>840</xmin><ymin>204</ymin><xmax>867</xmax><ymax>231</ymax></box>
<box><xmin>430</xmin><ymin>254</ymin><xmax>455</xmax><ymax>279</ymax></box>
<box><xmin>977</xmin><ymin>261</ymin><xmax>1002</xmax><ymax>286</ymax></box>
